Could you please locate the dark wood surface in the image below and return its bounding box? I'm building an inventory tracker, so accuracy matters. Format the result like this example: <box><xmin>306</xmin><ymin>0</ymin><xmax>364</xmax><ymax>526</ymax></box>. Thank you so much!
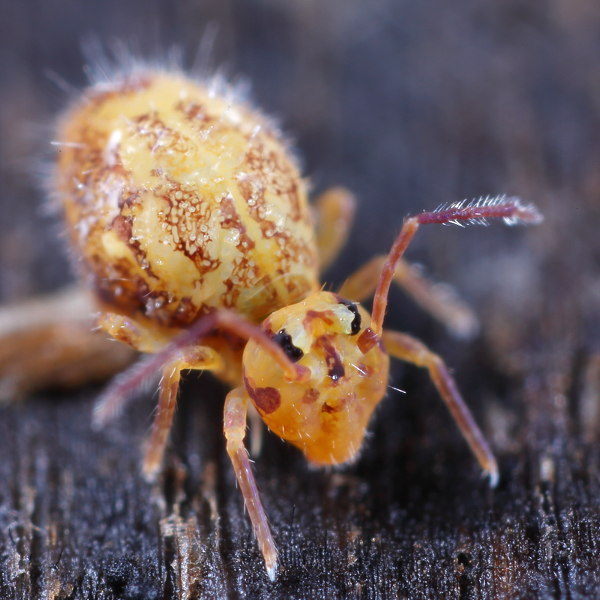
<box><xmin>1</xmin><ymin>1</ymin><xmax>599</xmax><ymax>598</ymax></box>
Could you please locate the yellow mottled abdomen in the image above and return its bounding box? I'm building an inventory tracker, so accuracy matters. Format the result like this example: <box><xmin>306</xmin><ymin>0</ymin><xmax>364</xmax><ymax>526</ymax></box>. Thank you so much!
<box><xmin>54</xmin><ymin>70</ymin><xmax>319</xmax><ymax>341</ymax></box>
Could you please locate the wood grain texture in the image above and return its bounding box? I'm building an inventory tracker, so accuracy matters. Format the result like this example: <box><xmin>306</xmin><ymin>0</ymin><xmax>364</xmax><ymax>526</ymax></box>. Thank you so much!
<box><xmin>1</xmin><ymin>0</ymin><xmax>599</xmax><ymax>598</ymax></box>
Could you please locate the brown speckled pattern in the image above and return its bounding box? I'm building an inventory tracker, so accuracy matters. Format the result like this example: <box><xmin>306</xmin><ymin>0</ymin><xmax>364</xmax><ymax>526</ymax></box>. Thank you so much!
<box><xmin>54</xmin><ymin>70</ymin><xmax>319</xmax><ymax>344</ymax></box>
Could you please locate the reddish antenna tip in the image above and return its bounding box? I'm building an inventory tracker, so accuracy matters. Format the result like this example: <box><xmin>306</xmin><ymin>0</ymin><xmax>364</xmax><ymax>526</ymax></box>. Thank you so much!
<box><xmin>504</xmin><ymin>197</ymin><xmax>544</xmax><ymax>225</ymax></box>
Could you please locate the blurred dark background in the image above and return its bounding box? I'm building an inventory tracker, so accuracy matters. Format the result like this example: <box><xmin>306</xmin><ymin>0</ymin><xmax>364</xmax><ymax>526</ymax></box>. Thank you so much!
<box><xmin>0</xmin><ymin>1</ymin><xmax>599</xmax><ymax>598</ymax></box>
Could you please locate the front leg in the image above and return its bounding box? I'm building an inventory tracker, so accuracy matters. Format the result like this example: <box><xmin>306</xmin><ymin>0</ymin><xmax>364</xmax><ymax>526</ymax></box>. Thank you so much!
<box><xmin>383</xmin><ymin>329</ymin><xmax>499</xmax><ymax>486</ymax></box>
<box><xmin>224</xmin><ymin>386</ymin><xmax>278</xmax><ymax>580</ymax></box>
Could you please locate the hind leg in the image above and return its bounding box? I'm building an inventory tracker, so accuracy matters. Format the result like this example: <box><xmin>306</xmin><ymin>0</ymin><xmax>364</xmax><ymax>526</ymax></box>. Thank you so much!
<box><xmin>0</xmin><ymin>287</ymin><xmax>135</xmax><ymax>401</ymax></box>
<box><xmin>313</xmin><ymin>187</ymin><xmax>356</xmax><ymax>273</ymax></box>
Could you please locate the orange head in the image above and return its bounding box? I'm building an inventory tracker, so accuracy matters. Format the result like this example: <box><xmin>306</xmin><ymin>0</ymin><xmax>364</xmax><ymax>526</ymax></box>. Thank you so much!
<box><xmin>242</xmin><ymin>291</ymin><xmax>390</xmax><ymax>465</ymax></box>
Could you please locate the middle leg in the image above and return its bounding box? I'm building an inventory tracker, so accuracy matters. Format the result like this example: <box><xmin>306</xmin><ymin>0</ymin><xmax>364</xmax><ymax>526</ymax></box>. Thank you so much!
<box><xmin>143</xmin><ymin>346</ymin><xmax>225</xmax><ymax>480</ymax></box>
<box><xmin>338</xmin><ymin>255</ymin><xmax>479</xmax><ymax>338</ymax></box>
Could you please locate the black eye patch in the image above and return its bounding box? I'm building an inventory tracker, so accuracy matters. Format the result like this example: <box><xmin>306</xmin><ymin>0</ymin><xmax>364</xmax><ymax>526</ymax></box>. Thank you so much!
<box><xmin>272</xmin><ymin>329</ymin><xmax>304</xmax><ymax>362</ymax></box>
<box><xmin>338</xmin><ymin>299</ymin><xmax>361</xmax><ymax>335</ymax></box>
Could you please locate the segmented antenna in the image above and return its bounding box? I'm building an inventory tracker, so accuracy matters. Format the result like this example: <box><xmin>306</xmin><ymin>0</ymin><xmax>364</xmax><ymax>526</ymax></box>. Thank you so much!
<box><xmin>369</xmin><ymin>195</ymin><xmax>543</xmax><ymax>336</ymax></box>
<box><xmin>432</xmin><ymin>195</ymin><xmax>543</xmax><ymax>227</ymax></box>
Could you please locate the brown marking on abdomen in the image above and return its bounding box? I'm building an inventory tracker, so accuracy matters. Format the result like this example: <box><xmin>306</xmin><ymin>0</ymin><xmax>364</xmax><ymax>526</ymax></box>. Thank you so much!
<box><xmin>220</xmin><ymin>194</ymin><xmax>256</xmax><ymax>251</ymax></box>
